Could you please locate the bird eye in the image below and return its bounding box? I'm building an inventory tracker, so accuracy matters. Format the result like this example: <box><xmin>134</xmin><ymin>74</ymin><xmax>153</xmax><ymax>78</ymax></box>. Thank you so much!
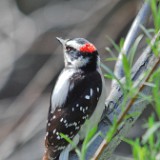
<box><xmin>66</xmin><ymin>46</ymin><xmax>73</xmax><ymax>52</ymax></box>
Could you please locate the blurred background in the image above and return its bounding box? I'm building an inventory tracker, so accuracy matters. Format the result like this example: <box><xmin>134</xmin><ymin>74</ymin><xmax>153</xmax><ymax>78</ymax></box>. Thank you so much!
<box><xmin>0</xmin><ymin>0</ymin><xmax>154</xmax><ymax>160</ymax></box>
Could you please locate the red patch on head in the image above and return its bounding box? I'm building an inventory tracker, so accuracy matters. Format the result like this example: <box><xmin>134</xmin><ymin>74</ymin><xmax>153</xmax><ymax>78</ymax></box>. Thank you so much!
<box><xmin>79</xmin><ymin>43</ymin><xmax>96</xmax><ymax>53</ymax></box>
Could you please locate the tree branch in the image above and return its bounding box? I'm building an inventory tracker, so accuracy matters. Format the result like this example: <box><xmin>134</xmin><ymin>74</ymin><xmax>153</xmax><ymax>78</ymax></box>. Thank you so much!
<box><xmin>93</xmin><ymin>31</ymin><xmax>160</xmax><ymax>160</ymax></box>
<box><xmin>112</xmin><ymin>0</ymin><xmax>151</xmax><ymax>87</ymax></box>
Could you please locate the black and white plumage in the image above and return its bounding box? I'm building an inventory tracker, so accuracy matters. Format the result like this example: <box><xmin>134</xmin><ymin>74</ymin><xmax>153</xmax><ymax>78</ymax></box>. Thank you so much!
<box><xmin>43</xmin><ymin>38</ymin><xmax>106</xmax><ymax>160</ymax></box>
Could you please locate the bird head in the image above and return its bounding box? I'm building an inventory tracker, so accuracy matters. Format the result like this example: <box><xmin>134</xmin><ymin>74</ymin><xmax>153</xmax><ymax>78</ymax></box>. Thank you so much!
<box><xmin>57</xmin><ymin>37</ymin><xmax>99</xmax><ymax>71</ymax></box>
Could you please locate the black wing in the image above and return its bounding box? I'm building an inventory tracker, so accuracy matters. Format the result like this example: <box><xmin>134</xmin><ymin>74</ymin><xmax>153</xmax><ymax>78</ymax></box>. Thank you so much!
<box><xmin>44</xmin><ymin>70</ymin><xmax>102</xmax><ymax>160</ymax></box>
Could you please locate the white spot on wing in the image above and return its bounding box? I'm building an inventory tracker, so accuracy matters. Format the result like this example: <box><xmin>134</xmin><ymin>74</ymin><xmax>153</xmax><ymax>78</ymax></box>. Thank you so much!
<box><xmin>90</xmin><ymin>88</ymin><xmax>93</xmax><ymax>96</ymax></box>
<box><xmin>97</xmin><ymin>87</ymin><xmax>99</xmax><ymax>92</ymax></box>
<box><xmin>57</xmin><ymin>146</ymin><xmax>66</xmax><ymax>150</ymax></box>
<box><xmin>60</xmin><ymin>118</ymin><xmax>63</xmax><ymax>122</ymax></box>
<box><xmin>85</xmin><ymin>95</ymin><xmax>90</xmax><ymax>99</ymax></box>
<box><xmin>70</xmin><ymin>135</ymin><xmax>74</xmax><ymax>138</ymax></box>
<box><xmin>51</xmin><ymin>110</ymin><xmax>54</xmax><ymax>114</ymax></box>
<box><xmin>58</xmin><ymin>108</ymin><xmax>62</xmax><ymax>112</ymax></box>
<box><xmin>53</xmin><ymin>115</ymin><xmax>56</xmax><ymax>119</ymax></box>
<box><xmin>70</xmin><ymin>131</ymin><xmax>73</xmax><ymax>135</ymax></box>
<box><xmin>82</xmin><ymin>116</ymin><xmax>86</xmax><ymax>120</ymax></box>
<box><xmin>75</xmin><ymin>126</ymin><xmax>80</xmax><ymax>130</ymax></box>
<box><xmin>53</xmin><ymin>129</ymin><xmax>56</xmax><ymax>134</ymax></box>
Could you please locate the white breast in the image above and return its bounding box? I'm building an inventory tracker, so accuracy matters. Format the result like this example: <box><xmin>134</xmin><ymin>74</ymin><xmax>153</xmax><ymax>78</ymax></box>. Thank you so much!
<box><xmin>51</xmin><ymin>69</ymin><xmax>75</xmax><ymax>112</ymax></box>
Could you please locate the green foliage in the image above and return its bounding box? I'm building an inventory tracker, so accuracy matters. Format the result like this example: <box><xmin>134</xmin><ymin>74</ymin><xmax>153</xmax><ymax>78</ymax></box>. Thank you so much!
<box><xmin>106</xmin><ymin>35</ymin><xmax>121</xmax><ymax>53</ymax></box>
<box><xmin>124</xmin><ymin>116</ymin><xmax>160</xmax><ymax>160</ymax></box>
<box><xmin>105</xmin><ymin>117</ymin><xmax>118</xmax><ymax>142</ymax></box>
<box><xmin>124</xmin><ymin>138</ymin><xmax>152</xmax><ymax>160</ymax></box>
<box><xmin>101</xmin><ymin>63</ymin><xmax>124</xmax><ymax>90</ymax></box>
<box><xmin>123</xmin><ymin>0</ymin><xmax>160</xmax><ymax>158</ymax></box>
<box><xmin>128</xmin><ymin>35</ymin><xmax>143</xmax><ymax>66</ymax></box>
<box><xmin>79</xmin><ymin>125</ymin><xmax>98</xmax><ymax>160</ymax></box>
<box><xmin>151</xmin><ymin>69</ymin><xmax>160</xmax><ymax>117</ymax></box>
<box><xmin>124</xmin><ymin>67</ymin><xmax>160</xmax><ymax>160</ymax></box>
<box><xmin>105</xmin><ymin>57</ymin><xmax>118</xmax><ymax>62</ymax></box>
<box><xmin>150</xmin><ymin>0</ymin><xmax>160</xmax><ymax>33</ymax></box>
<box><xmin>60</xmin><ymin>124</ymin><xmax>99</xmax><ymax>160</ymax></box>
<box><xmin>104</xmin><ymin>1</ymin><xmax>160</xmax><ymax>159</ymax></box>
<box><xmin>122</xmin><ymin>54</ymin><xmax>132</xmax><ymax>87</ymax></box>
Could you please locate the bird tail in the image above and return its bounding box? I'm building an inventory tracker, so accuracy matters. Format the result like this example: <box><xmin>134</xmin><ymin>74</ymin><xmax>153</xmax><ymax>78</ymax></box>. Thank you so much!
<box><xmin>42</xmin><ymin>148</ymin><xmax>59</xmax><ymax>160</ymax></box>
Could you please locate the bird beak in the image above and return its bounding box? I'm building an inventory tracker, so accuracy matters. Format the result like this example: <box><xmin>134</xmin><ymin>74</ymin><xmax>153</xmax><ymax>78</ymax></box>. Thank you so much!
<box><xmin>56</xmin><ymin>37</ymin><xmax>67</xmax><ymax>46</ymax></box>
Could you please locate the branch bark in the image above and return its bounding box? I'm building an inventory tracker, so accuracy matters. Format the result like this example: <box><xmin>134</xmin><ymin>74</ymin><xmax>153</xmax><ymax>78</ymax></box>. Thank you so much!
<box><xmin>112</xmin><ymin>0</ymin><xmax>151</xmax><ymax>86</ymax></box>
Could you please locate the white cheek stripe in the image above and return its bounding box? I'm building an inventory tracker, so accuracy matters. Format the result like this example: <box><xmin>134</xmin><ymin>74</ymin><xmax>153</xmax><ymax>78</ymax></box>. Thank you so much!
<box><xmin>51</xmin><ymin>69</ymin><xmax>75</xmax><ymax>111</ymax></box>
<box><xmin>65</xmin><ymin>52</ymin><xmax>89</xmax><ymax>69</ymax></box>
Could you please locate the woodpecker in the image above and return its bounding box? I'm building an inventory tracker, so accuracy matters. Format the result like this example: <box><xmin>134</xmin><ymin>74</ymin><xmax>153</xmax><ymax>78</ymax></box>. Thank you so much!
<box><xmin>43</xmin><ymin>37</ymin><xmax>106</xmax><ymax>160</ymax></box>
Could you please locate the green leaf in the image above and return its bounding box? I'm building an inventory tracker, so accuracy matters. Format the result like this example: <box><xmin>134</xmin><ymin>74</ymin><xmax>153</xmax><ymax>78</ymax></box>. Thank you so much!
<box><xmin>60</xmin><ymin>133</ymin><xmax>76</xmax><ymax>148</ymax></box>
<box><xmin>104</xmin><ymin>74</ymin><xmax>113</xmax><ymax>79</ymax></box>
<box><xmin>128</xmin><ymin>35</ymin><xmax>143</xmax><ymax>66</ymax></box>
<box><xmin>140</xmin><ymin>24</ymin><xmax>153</xmax><ymax>39</ymax></box>
<box><xmin>106</xmin><ymin>35</ymin><xmax>120</xmax><ymax>53</ymax></box>
<box><xmin>151</xmin><ymin>69</ymin><xmax>160</xmax><ymax>117</ymax></box>
<box><xmin>105</xmin><ymin>47</ymin><xmax>117</xmax><ymax>58</ymax></box>
<box><xmin>151</xmin><ymin>0</ymin><xmax>160</xmax><ymax>32</ymax></box>
<box><xmin>80</xmin><ymin>124</ymin><xmax>98</xmax><ymax>160</ymax></box>
<box><xmin>119</xmin><ymin>38</ymin><xmax>125</xmax><ymax>49</ymax></box>
<box><xmin>122</xmin><ymin>54</ymin><xmax>132</xmax><ymax>86</ymax></box>
<box><xmin>142</xmin><ymin>122</ymin><xmax>160</xmax><ymax>144</ymax></box>
<box><xmin>105</xmin><ymin>57</ymin><xmax>118</xmax><ymax>62</ymax></box>
<box><xmin>105</xmin><ymin>117</ymin><xmax>118</xmax><ymax>141</ymax></box>
<box><xmin>101</xmin><ymin>63</ymin><xmax>124</xmax><ymax>89</ymax></box>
